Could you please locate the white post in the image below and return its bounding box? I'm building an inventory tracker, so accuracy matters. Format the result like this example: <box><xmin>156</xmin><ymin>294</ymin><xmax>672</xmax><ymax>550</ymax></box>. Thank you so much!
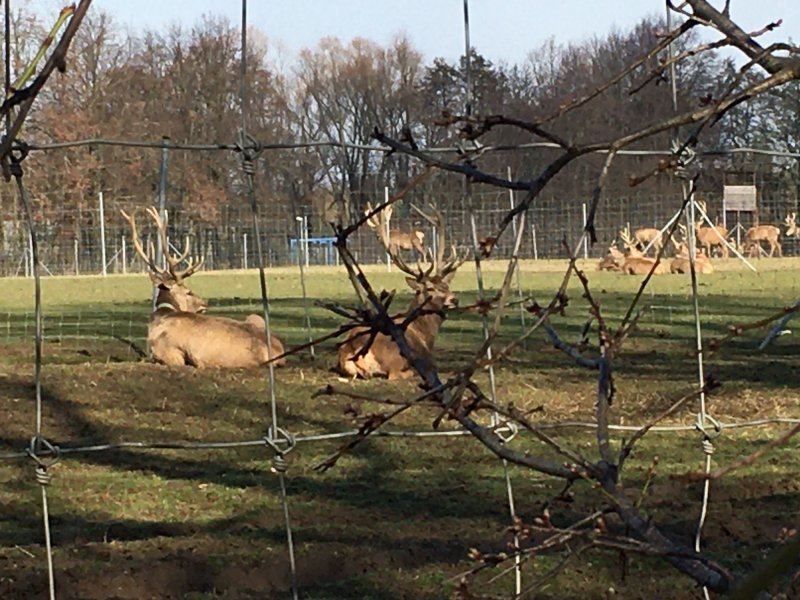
<box><xmin>532</xmin><ymin>223</ymin><xmax>538</xmax><ymax>260</ymax></box>
<box><xmin>26</xmin><ymin>232</ymin><xmax>33</xmax><ymax>278</ymax></box>
<box><xmin>74</xmin><ymin>238</ymin><xmax>79</xmax><ymax>276</ymax></box>
<box><xmin>99</xmin><ymin>191</ymin><xmax>107</xmax><ymax>276</ymax></box>
<box><xmin>722</xmin><ymin>197</ymin><xmax>728</xmax><ymax>230</ymax></box>
<box><xmin>736</xmin><ymin>211</ymin><xmax>741</xmax><ymax>250</ymax></box>
<box><xmin>582</xmin><ymin>202</ymin><xmax>588</xmax><ymax>260</ymax></box>
<box><xmin>243</xmin><ymin>233</ymin><xmax>248</xmax><ymax>269</ymax></box>
<box><xmin>303</xmin><ymin>215</ymin><xmax>310</xmax><ymax>268</ymax></box>
<box><xmin>384</xmin><ymin>186</ymin><xmax>391</xmax><ymax>272</ymax></box>
<box><xmin>121</xmin><ymin>235</ymin><xmax>127</xmax><ymax>274</ymax></box>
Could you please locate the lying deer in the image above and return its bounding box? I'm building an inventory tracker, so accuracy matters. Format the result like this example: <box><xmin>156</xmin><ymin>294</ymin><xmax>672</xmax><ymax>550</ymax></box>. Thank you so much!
<box><xmin>121</xmin><ymin>207</ymin><xmax>285</xmax><ymax>368</ymax></box>
<box><xmin>596</xmin><ymin>239</ymin><xmax>625</xmax><ymax>272</ymax></box>
<box><xmin>619</xmin><ymin>227</ymin><xmax>668</xmax><ymax>275</ymax></box>
<box><xmin>743</xmin><ymin>223</ymin><xmax>782</xmax><ymax>258</ymax></box>
<box><xmin>670</xmin><ymin>225</ymin><xmax>714</xmax><ymax>274</ymax></box>
<box><xmin>337</xmin><ymin>203</ymin><xmax>467</xmax><ymax>380</ymax></box>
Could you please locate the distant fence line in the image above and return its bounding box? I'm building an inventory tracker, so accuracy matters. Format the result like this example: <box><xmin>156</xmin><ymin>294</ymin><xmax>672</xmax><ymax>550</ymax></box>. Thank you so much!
<box><xmin>1</xmin><ymin>140</ymin><xmax>799</xmax><ymax>276</ymax></box>
<box><xmin>2</xmin><ymin>189</ymin><xmax>800</xmax><ymax>277</ymax></box>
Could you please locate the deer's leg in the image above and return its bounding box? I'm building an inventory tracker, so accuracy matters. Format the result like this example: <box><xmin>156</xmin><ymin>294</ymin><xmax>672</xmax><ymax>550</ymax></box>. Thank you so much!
<box><xmin>387</xmin><ymin>368</ymin><xmax>415</xmax><ymax>381</ymax></box>
<box><xmin>153</xmin><ymin>347</ymin><xmax>188</xmax><ymax>366</ymax></box>
<box><xmin>340</xmin><ymin>354</ymin><xmax>371</xmax><ymax>380</ymax></box>
<box><xmin>775</xmin><ymin>241</ymin><xmax>782</xmax><ymax>257</ymax></box>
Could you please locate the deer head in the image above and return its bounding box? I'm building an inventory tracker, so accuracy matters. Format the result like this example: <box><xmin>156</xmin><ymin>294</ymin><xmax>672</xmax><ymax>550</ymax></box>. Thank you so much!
<box><xmin>674</xmin><ymin>223</ymin><xmax>690</xmax><ymax>256</ymax></box>
<box><xmin>366</xmin><ymin>202</ymin><xmax>467</xmax><ymax>312</ymax></box>
<box><xmin>607</xmin><ymin>238</ymin><xmax>624</xmax><ymax>259</ymax></box>
<box><xmin>619</xmin><ymin>226</ymin><xmax>642</xmax><ymax>257</ymax></box>
<box><xmin>120</xmin><ymin>207</ymin><xmax>207</xmax><ymax>313</ymax></box>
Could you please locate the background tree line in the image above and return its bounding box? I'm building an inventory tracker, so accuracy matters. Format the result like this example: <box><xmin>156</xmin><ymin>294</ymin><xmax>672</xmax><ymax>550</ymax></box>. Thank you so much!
<box><xmin>1</xmin><ymin>6</ymin><xmax>798</xmax><ymax>268</ymax></box>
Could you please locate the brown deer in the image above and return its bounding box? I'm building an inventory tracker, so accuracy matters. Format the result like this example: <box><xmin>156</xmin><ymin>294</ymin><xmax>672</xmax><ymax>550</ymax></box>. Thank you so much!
<box><xmin>670</xmin><ymin>225</ymin><xmax>714</xmax><ymax>274</ymax></box>
<box><xmin>619</xmin><ymin>227</ymin><xmax>668</xmax><ymax>275</ymax></box>
<box><xmin>365</xmin><ymin>202</ymin><xmax>429</xmax><ymax>261</ymax></box>
<box><xmin>121</xmin><ymin>207</ymin><xmax>285</xmax><ymax>368</ymax></box>
<box><xmin>337</xmin><ymin>204</ymin><xmax>467</xmax><ymax>380</ymax></box>
<box><xmin>785</xmin><ymin>213</ymin><xmax>799</xmax><ymax>238</ymax></box>
<box><xmin>695</xmin><ymin>200</ymin><xmax>729</xmax><ymax>259</ymax></box>
<box><xmin>596</xmin><ymin>239</ymin><xmax>625</xmax><ymax>272</ymax></box>
<box><xmin>743</xmin><ymin>223</ymin><xmax>782</xmax><ymax>258</ymax></box>
<box><xmin>632</xmin><ymin>227</ymin><xmax>663</xmax><ymax>255</ymax></box>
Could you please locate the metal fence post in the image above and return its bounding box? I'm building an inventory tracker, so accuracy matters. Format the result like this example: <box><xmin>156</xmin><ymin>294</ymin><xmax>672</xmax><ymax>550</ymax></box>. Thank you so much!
<box><xmin>99</xmin><ymin>191</ymin><xmax>107</xmax><ymax>277</ymax></box>
<box><xmin>121</xmin><ymin>235</ymin><xmax>127</xmax><ymax>274</ymax></box>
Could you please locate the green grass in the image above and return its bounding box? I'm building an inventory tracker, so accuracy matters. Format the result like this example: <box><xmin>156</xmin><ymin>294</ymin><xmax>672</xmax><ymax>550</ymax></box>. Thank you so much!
<box><xmin>1</xmin><ymin>259</ymin><xmax>799</xmax><ymax>599</ymax></box>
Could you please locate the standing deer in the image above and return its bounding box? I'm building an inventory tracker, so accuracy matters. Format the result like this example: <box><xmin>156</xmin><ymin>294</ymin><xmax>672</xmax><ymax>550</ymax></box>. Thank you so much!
<box><xmin>743</xmin><ymin>223</ymin><xmax>782</xmax><ymax>258</ymax></box>
<box><xmin>632</xmin><ymin>227</ymin><xmax>663</xmax><ymax>255</ymax></box>
<box><xmin>366</xmin><ymin>202</ymin><xmax>429</xmax><ymax>262</ymax></box>
<box><xmin>694</xmin><ymin>200</ymin><xmax>729</xmax><ymax>259</ymax></box>
<box><xmin>619</xmin><ymin>227</ymin><xmax>668</xmax><ymax>275</ymax></box>
<box><xmin>121</xmin><ymin>207</ymin><xmax>285</xmax><ymax>368</ymax></box>
<box><xmin>337</xmin><ymin>204</ymin><xmax>467</xmax><ymax>380</ymax></box>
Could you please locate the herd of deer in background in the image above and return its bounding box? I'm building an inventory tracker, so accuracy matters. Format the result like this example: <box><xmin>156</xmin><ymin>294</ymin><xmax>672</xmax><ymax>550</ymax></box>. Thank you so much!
<box><xmin>118</xmin><ymin>200</ymin><xmax>800</xmax><ymax>373</ymax></box>
<box><xmin>598</xmin><ymin>201</ymin><xmax>800</xmax><ymax>276</ymax></box>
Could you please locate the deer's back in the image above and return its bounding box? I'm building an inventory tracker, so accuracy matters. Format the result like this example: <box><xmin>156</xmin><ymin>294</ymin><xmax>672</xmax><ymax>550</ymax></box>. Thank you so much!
<box><xmin>149</xmin><ymin>313</ymin><xmax>279</xmax><ymax>368</ymax></box>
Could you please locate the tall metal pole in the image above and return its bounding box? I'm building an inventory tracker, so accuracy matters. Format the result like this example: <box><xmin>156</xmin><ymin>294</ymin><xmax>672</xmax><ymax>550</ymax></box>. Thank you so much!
<box><xmin>462</xmin><ymin>0</ymin><xmax>472</xmax><ymax>117</ymax></box>
<box><xmin>240</xmin><ymin>1</ymin><xmax>299</xmax><ymax>597</ymax></box>
<box><xmin>157</xmin><ymin>136</ymin><xmax>170</xmax><ymax>269</ymax></box>
<box><xmin>99</xmin><ymin>191</ymin><xmax>107</xmax><ymax>277</ymax></box>
<box><xmin>154</xmin><ymin>136</ymin><xmax>170</xmax><ymax>309</ymax></box>
<box><xmin>4</xmin><ymin>0</ymin><xmax>11</xmax><ymax>137</ymax></box>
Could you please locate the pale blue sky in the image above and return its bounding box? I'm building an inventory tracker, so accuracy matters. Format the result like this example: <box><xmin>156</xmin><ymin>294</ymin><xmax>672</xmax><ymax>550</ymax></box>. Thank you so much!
<box><xmin>30</xmin><ymin>1</ymin><xmax>800</xmax><ymax>66</ymax></box>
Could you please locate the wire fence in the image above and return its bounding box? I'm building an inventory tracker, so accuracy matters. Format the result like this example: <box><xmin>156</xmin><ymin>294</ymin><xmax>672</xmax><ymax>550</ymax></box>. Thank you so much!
<box><xmin>2</xmin><ymin>157</ymin><xmax>799</xmax><ymax>278</ymax></box>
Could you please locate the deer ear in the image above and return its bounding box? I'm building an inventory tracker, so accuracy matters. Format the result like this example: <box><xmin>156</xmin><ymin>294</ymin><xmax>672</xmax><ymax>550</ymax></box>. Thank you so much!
<box><xmin>442</xmin><ymin>271</ymin><xmax>457</xmax><ymax>284</ymax></box>
<box><xmin>405</xmin><ymin>276</ymin><xmax>422</xmax><ymax>290</ymax></box>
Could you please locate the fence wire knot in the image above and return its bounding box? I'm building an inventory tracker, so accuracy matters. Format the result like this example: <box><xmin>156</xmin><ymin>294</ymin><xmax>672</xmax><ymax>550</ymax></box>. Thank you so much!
<box><xmin>235</xmin><ymin>131</ymin><xmax>262</xmax><ymax>164</ymax></box>
<box><xmin>495</xmin><ymin>420</ymin><xmax>519</xmax><ymax>444</ymax></box>
<box><xmin>694</xmin><ymin>413</ymin><xmax>722</xmax><ymax>451</ymax></box>
<box><xmin>670</xmin><ymin>138</ymin><xmax>697</xmax><ymax>179</ymax></box>
<box><xmin>27</xmin><ymin>436</ymin><xmax>60</xmax><ymax>485</ymax></box>
<box><xmin>264</xmin><ymin>427</ymin><xmax>296</xmax><ymax>474</ymax></box>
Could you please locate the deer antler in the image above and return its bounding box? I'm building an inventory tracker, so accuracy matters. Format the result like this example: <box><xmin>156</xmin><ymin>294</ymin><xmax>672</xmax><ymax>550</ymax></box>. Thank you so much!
<box><xmin>411</xmin><ymin>203</ymin><xmax>468</xmax><ymax>278</ymax></box>
<box><xmin>143</xmin><ymin>207</ymin><xmax>204</xmax><ymax>282</ymax></box>
<box><xmin>120</xmin><ymin>208</ymin><xmax>161</xmax><ymax>275</ymax></box>
<box><xmin>121</xmin><ymin>207</ymin><xmax>204</xmax><ymax>282</ymax></box>
<box><xmin>619</xmin><ymin>226</ymin><xmax>634</xmax><ymax>249</ymax></box>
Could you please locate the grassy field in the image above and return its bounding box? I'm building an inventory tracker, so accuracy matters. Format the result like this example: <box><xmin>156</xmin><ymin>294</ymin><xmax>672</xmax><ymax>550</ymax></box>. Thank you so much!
<box><xmin>1</xmin><ymin>258</ymin><xmax>799</xmax><ymax>599</ymax></box>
